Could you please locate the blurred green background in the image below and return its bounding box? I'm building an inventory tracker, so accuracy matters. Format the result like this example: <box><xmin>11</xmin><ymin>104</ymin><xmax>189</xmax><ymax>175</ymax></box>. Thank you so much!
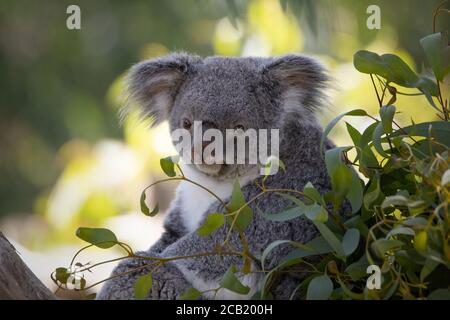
<box><xmin>0</xmin><ymin>0</ymin><xmax>448</xmax><ymax>295</ymax></box>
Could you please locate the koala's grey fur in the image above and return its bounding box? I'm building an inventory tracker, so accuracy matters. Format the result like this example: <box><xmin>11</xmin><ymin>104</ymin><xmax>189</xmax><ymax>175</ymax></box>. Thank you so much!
<box><xmin>97</xmin><ymin>53</ymin><xmax>334</xmax><ymax>300</ymax></box>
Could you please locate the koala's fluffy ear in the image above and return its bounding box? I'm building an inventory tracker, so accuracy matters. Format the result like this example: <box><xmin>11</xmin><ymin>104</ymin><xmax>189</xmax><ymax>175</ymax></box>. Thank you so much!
<box><xmin>262</xmin><ymin>54</ymin><xmax>329</xmax><ymax>117</ymax></box>
<box><xmin>124</xmin><ymin>53</ymin><xmax>201</xmax><ymax>126</ymax></box>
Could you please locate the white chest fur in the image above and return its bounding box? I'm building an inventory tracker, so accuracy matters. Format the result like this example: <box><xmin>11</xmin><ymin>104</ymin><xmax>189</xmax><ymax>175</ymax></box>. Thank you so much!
<box><xmin>177</xmin><ymin>165</ymin><xmax>256</xmax><ymax>233</ymax></box>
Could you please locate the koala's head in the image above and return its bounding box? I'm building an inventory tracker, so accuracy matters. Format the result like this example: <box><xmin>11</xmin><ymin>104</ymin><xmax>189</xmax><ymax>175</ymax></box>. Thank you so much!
<box><xmin>125</xmin><ymin>53</ymin><xmax>328</xmax><ymax>179</ymax></box>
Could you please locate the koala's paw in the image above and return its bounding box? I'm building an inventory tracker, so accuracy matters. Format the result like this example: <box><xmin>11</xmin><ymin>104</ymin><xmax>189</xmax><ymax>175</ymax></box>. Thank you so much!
<box><xmin>96</xmin><ymin>251</ymin><xmax>192</xmax><ymax>300</ymax></box>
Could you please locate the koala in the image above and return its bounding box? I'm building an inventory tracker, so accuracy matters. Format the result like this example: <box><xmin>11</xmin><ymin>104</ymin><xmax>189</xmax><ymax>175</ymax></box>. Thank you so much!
<box><xmin>97</xmin><ymin>53</ymin><xmax>335</xmax><ymax>300</ymax></box>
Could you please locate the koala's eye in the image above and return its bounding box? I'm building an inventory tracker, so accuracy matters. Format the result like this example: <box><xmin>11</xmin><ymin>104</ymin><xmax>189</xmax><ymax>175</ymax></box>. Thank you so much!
<box><xmin>234</xmin><ymin>124</ymin><xmax>245</xmax><ymax>131</ymax></box>
<box><xmin>182</xmin><ymin>118</ymin><xmax>192</xmax><ymax>130</ymax></box>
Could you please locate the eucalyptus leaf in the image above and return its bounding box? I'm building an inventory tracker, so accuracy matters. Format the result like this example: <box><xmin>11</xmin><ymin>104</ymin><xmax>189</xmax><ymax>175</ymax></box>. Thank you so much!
<box><xmin>320</xmin><ymin>109</ymin><xmax>368</xmax><ymax>153</ymax></box>
<box><xmin>220</xmin><ymin>265</ymin><xmax>250</xmax><ymax>295</ymax></box>
<box><xmin>134</xmin><ymin>273</ymin><xmax>153</xmax><ymax>300</ymax></box>
<box><xmin>306</xmin><ymin>275</ymin><xmax>333</xmax><ymax>300</ymax></box>
<box><xmin>303</xmin><ymin>182</ymin><xmax>322</xmax><ymax>205</ymax></box>
<box><xmin>386</xmin><ymin>227</ymin><xmax>415</xmax><ymax>238</ymax></box>
<box><xmin>391</xmin><ymin>121</ymin><xmax>450</xmax><ymax>147</ymax></box>
<box><xmin>345</xmin><ymin>122</ymin><xmax>362</xmax><ymax>146</ymax></box>
<box><xmin>226</xmin><ymin>179</ymin><xmax>253</xmax><ymax>231</ymax></box>
<box><xmin>342</xmin><ymin>228</ymin><xmax>360</xmax><ymax>256</ymax></box>
<box><xmin>160</xmin><ymin>156</ymin><xmax>178</xmax><ymax>177</ymax></box>
<box><xmin>420</xmin><ymin>32</ymin><xmax>450</xmax><ymax>81</ymax></box>
<box><xmin>179</xmin><ymin>287</ymin><xmax>202</xmax><ymax>300</ymax></box>
<box><xmin>371</xmin><ymin>239</ymin><xmax>403</xmax><ymax>257</ymax></box>
<box><xmin>428</xmin><ymin>289</ymin><xmax>450</xmax><ymax>300</ymax></box>
<box><xmin>380</xmin><ymin>105</ymin><xmax>396</xmax><ymax>134</ymax></box>
<box><xmin>313</xmin><ymin>221</ymin><xmax>345</xmax><ymax>257</ymax></box>
<box><xmin>420</xmin><ymin>258</ymin><xmax>439</xmax><ymax>282</ymax></box>
<box><xmin>304</xmin><ymin>204</ymin><xmax>328</xmax><ymax>223</ymax></box>
<box><xmin>140</xmin><ymin>190</ymin><xmax>159</xmax><ymax>217</ymax></box>
<box><xmin>258</xmin><ymin>206</ymin><xmax>304</xmax><ymax>222</ymax></box>
<box><xmin>372</xmin><ymin>122</ymin><xmax>389</xmax><ymax>157</ymax></box>
<box><xmin>197</xmin><ymin>213</ymin><xmax>225</xmax><ymax>237</ymax></box>
<box><xmin>76</xmin><ymin>227</ymin><xmax>118</xmax><ymax>249</ymax></box>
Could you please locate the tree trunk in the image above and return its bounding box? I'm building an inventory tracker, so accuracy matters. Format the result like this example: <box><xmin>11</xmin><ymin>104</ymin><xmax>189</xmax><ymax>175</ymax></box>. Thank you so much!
<box><xmin>0</xmin><ymin>232</ymin><xmax>56</xmax><ymax>300</ymax></box>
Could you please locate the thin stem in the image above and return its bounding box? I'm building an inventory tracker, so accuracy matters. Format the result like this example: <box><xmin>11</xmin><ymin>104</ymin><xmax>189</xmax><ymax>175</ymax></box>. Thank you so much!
<box><xmin>433</xmin><ymin>1</ymin><xmax>449</xmax><ymax>33</ymax></box>
<box><xmin>82</xmin><ymin>263</ymin><xmax>156</xmax><ymax>291</ymax></box>
<box><xmin>132</xmin><ymin>250</ymin><xmax>244</xmax><ymax>263</ymax></box>
<box><xmin>70</xmin><ymin>256</ymin><xmax>128</xmax><ymax>274</ymax></box>
<box><xmin>69</xmin><ymin>241</ymin><xmax>132</xmax><ymax>266</ymax></box>
<box><xmin>370</xmin><ymin>74</ymin><xmax>382</xmax><ymax>108</ymax></box>
<box><xmin>142</xmin><ymin>174</ymin><xmax>226</xmax><ymax>208</ymax></box>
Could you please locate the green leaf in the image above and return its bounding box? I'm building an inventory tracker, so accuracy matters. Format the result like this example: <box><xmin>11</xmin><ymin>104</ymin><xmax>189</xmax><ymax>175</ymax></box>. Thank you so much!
<box><xmin>306</xmin><ymin>275</ymin><xmax>333</xmax><ymax>300</ymax></box>
<box><xmin>354</xmin><ymin>50</ymin><xmax>424</xmax><ymax>88</ymax></box>
<box><xmin>358</xmin><ymin>122</ymin><xmax>380</xmax><ymax>175</ymax></box>
<box><xmin>197</xmin><ymin>213</ymin><xmax>225</xmax><ymax>237</ymax></box>
<box><xmin>428</xmin><ymin>289</ymin><xmax>450</xmax><ymax>300</ymax></box>
<box><xmin>414</xmin><ymin>231</ymin><xmax>428</xmax><ymax>253</ymax></box>
<box><xmin>386</xmin><ymin>227</ymin><xmax>415</xmax><ymax>238</ymax></box>
<box><xmin>226</xmin><ymin>179</ymin><xmax>253</xmax><ymax>231</ymax></box>
<box><xmin>295</xmin><ymin>236</ymin><xmax>333</xmax><ymax>255</ymax></box>
<box><xmin>140</xmin><ymin>190</ymin><xmax>159</xmax><ymax>217</ymax></box>
<box><xmin>276</xmin><ymin>192</ymin><xmax>306</xmax><ymax>207</ymax></box>
<box><xmin>279</xmin><ymin>236</ymin><xmax>333</xmax><ymax>265</ymax></box>
<box><xmin>417</xmin><ymin>75</ymin><xmax>440</xmax><ymax>96</ymax></box>
<box><xmin>225</xmin><ymin>0</ymin><xmax>239</xmax><ymax>29</ymax></box>
<box><xmin>371</xmin><ymin>239</ymin><xmax>403</xmax><ymax>257</ymax></box>
<box><xmin>219</xmin><ymin>265</ymin><xmax>250</xmax><ymax>295</ymax></box>
<box><xmin>381</xmin><ymin>195</ymin><xmax>425</xmax><ymax>209</ymax></box>
<box><xmin>346</xmin><ymin>170</ymin><xmax>363</xmax><ymax>213</ymax></box>
<box><xmin>345</xmin><ymin>255</ymin><xmax>369</xmax><ymax>281</ymax></box>
<box><xmin>372</xmin><ymin>122</ymin><xmax>389</xmax><ymax>157</ymax></box>
<box><xmin>303</xmin><ymin>182</ymin><xmax>323</xmax><ymax>205</ymax></box>
<box><xmin>258</xmin><ymin>206</ymin><xmax>304</xmax><ymax>222</ymax></box>
<box><xmin>134</xmin><ymin>273</ymin><xmax>153</xmax><ymax>300</ymax></box>
<box><xmin>325</xmin><ymin>147</ymin><xmax>352</xmax><ymax>198</ymax></box>
<box><xmin>320</xmin><ymin>109</ymin><xmax>368</xmax><ymax>153</ymax></box>
<box><xmin>353</xmin><ymin>50</ymin><xmax>391</xmax><ymax>78</ymax></box>
<box><xmin>380</xmin><ymin>105</ymin><xmax>396</xmax><ymax>134</ymax></box>
<box><xmin>344</xmin><ymin>216</ymin><xmax>369</xmax><ymax>237</ymax></box>
<box><xmin>402</xmin><ymin>216</ymin><xmax>428</xmax><ymax>227</ymax></box>
<box><xmin>363</xmin><ymin>174</ymin><xmax>382</xmax><ymax>210</ymax></box>
<box><xmin>331</xmin><ymin>164</ymin><xmax>353</xmax><ymax>198</ymax></box>
<box><xmin>304</xmin><ymin>204</ymin><xmax>328</xmax><ymax>223</ymax></box>
<box><xmin>76</xmin><ymin>227</ymin><xmax>117</xmax><ymax>249</ymax></box>
<box><xmin>420</xmin><ymin>32</ymin><xmax>450</xmax><ymax>81</ymax></box>
<box><xmin>179</xmin><ymin>287</ymin><xmax>202</xmax><ymax>300</ymax></box>
<box><xmin>324</xmin><ymin>147</ymin><xmax>362</xmax><ymax>211</ymax></box>
<box><xmin>391</xmin><ymin>121</ymin><xmax>450</xmax><ymax>147</ymax></box>
<box><xmin>54</xmin><ymin>267</ymin><xmax>70</xmax><ymax>284</ymax></box>
<box><xmin>342</xmin><ymin>228</ymin><xmax>360</xmax><ymax>256</ymax></box>
<box><xmin>416</xmin><ymin>76</ymin><xmax>440</xmax><ymax>110</ymax></box>
<box><xmin>160</xmin><ymin>156</ymin><xmax>178</xmax><ymax>177</ymax></box>
<box><xmin>420</xmin><ymin>258</ymin><xmax>439</xmax><ymax>282</ymax></box>
<box><xmin>261</xmin><ymin>240</ymin><xmax>293</xmax><ymax>270</ymax></box>
<box><xmin>313</xmin><ymin>221</ymin><xmax>345</xmax><ymax>257</ymax></box>
<box><xmin>381</xmin><ymin>54</ymin><xmax>419</xmax><ymax>87</ymax></box>
<box><xmin>345</xmin><ymin>122</ymin><xmax>362</xmax><ymax>145</ymax></box>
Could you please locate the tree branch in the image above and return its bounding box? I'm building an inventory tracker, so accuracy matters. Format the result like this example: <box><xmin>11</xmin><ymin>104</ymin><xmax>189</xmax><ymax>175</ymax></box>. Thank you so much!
<box><xmin>0</xmin><ymin>232</ymin><xmax>56</xmax><ymax>300</ymax></box>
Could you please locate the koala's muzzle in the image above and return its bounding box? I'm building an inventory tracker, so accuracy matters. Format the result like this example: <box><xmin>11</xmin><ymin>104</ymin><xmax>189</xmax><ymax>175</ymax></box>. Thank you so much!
<box><xmin>190</xmin><ymin>121</ymin><xmax>224</xmax><ymax>175</ymax></box>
